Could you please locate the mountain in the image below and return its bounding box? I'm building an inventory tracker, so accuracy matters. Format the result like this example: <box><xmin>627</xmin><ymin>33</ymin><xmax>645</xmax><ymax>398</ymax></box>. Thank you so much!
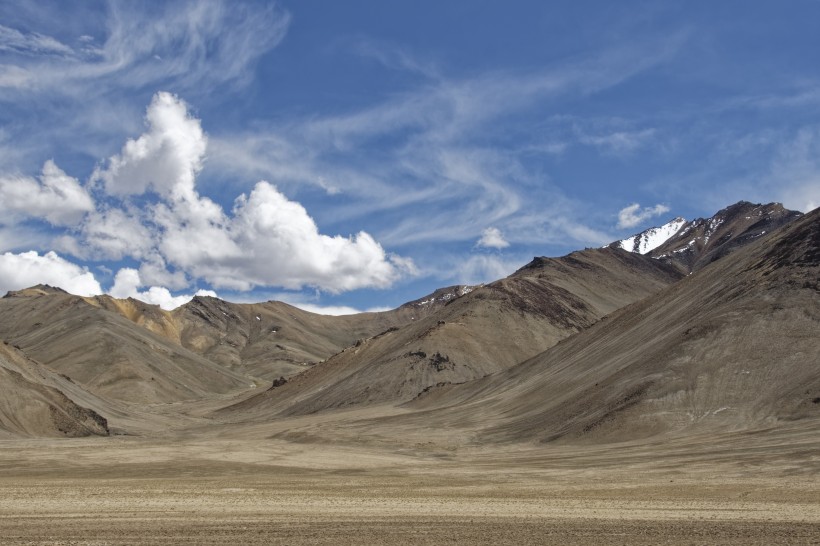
<box><xmin>219</xmin><ymin>247</ymin><xmax>683</xmax><ymax>419</ymax></box>
<box><xmin>0</xmin><ymin>284</ymin><xmax>456</xmax><ymax>408</ymax></box>
<box><xmin>0</xmin><ymin>200</ymin><xmax>814</xmax><ymax>445</ymax></box>
<box><xmin>0</xmin><ymin>341</ymin><xmax>109</xmax><ymax>438</ymax></box>
<box><xmin>167</xmin><ymin>295</ymin><xmax>441</xmax><ymax>381</ymax></box>
<box><xmin>612</xmin><ymin>201</ymin><xmax>803</xmax><ymax>273</ymax></box>
<box><xmin>615</xmin><ymin>216</ymin><xmax>688</xmax><ymax>254</ymax></box>
<box><xmin>399</xmin><ymin>205</ymin><xmax>819</xmax><ymax>445</ymax></box>
<box><xmin>0</xmin><ymin>288</ymin><xmax>254</xmax><ymax>404</ymax></box>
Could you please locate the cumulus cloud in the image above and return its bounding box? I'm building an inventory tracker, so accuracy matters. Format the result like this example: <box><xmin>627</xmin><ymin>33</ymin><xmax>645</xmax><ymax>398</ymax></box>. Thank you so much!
<box><xmin>476</xmin><ymin>227</ymin><xmax>510</xmax><ymax>249</ymax></box>
<box><xmin>0</xmin><ymin>250</ymin><xmax>101</xmax><ymax>296</ymax></box>
<box><xmin>75</xmin><ymin>207</ymin><xmax>154</xmax><ymax>260</ymax></box>
<box><xmin>220</xmin><ymin>182</ymin><xmax>407</xmax><ymax>291</ymax></box>
<box><xmin>78</xmin><ymin>91</ymin><xmax>412</xmax><ymax>294</ymax></box>
<box><xmin>109</xmin><ymin>268</ymin><xmax>215</xmax><ymax>310</ymax></box>
<box><xmin>93</xmin><ymin>92</ymin><xmax>206</xmax><ymax>198</ymax></box>
<box><xmin>0</xmin><ymin>160</ymin><xmax>94</xmax><ymax>226</ymax></box>
<box><xmin>617</xmin><ymin>203</ymin><xmax>670</xmax><ymax>229</ymax></box>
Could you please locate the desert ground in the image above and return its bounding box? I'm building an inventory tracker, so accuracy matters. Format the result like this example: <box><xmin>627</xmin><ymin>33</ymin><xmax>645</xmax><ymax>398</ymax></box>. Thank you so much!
<box><xmin>0</xmin><ymin>413</ymin><xmax>817</xmax><ymax>545</ymax></box>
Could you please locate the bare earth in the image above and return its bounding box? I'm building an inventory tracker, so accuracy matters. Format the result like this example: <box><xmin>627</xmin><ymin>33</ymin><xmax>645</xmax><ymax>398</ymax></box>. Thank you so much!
<box><xmin>0</xmin><ymin>432</ymin><xmax>817</xmax><ymax>545</ymax></box>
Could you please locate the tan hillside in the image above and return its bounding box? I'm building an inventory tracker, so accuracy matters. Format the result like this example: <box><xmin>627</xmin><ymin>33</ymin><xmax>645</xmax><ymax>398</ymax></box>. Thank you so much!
<box><xmin>0</xmin><ymin>289</ymin><xmax>254</xmax><ymax>404</ymax></box>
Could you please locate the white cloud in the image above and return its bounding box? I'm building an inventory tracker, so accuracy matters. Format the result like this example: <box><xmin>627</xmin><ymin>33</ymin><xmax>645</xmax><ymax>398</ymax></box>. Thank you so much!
<box><xmin>207</xmin><ymin>38</ymin><xmax>684</xmax><ymax>251</ymax></box>
<box><xmin>219</xmin><ymin>181</ymin><xmax>409</xmax><ymax>291</ymax></box>
<box><xmin>0</xmin><ymin>225</ymin><xmax>50</xmax><ymax>253</ymax></box>
<box><xmin>781</xmin><ymin>184</ymin><xmax>819</xmax><ymax>213</ymax></box>
<box><xmin>476</xmin><ymin>227</ymin><xmax>510</xmax><ymax>249</ymax></box>
<box><xmin>0</xmin><ymin>160</ymin><xmax>94</xmax><ymax>226</ymax></box>
<box><xmin>109</xmin><ymin>267</ymin><xmax>215</xmax><ymax>310</ymax></box>
<box><xmin>93</xmin><ymin>91</ymin><xmax>206</xmax><ymax>198</ymax></box>
<box><xmin>78</xmin><ymin>92</ymin><xmax>413</xmax><ymax>294</ymax></box>
<box><xmin>0</xmin><ymin>63</ymin><xmax>31</xmax><ymax>88</ymax></box>
<box><xmin>0</xmin><ymin>250</ymin><xmax>101</xmax><ymax>296</ymax></box>
<box><xmin>617</xmin><ymin>203</ymin><xmax>670</xmax><ymax>229</ymax></box>
<box><xmin>0</xmin><ymin>24</ymin><xmax>74</xmax><ymax>57</ymax></box>
<box><xmin>0</xmin><ymin>2</ymin><xmax>291</xmax><ymax>94</ymax></box>
<box><xmin>75</xmin><ymin>207</ymin><xmax>154</xmax><ymax>260</ymax></box>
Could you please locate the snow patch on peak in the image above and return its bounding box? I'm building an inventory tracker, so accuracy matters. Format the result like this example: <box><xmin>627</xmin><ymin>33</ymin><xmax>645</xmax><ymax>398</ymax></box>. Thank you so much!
<box><xmin>617</xmin><ymin>217</ymin><xmax>687</xmax><ymax>254</ymax></box>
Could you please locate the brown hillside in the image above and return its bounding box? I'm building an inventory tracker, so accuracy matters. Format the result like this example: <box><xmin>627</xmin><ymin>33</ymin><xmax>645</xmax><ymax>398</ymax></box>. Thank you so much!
<box><xmin>398</xmin><ymin>207</ymin><xmax>820</xmax><ymax>445</ymax></box>
<box><xmin>0</xmin><ymin>291</ymin><xmax>253</xmax><ymax>404</ymax></box>
<box><xmin>221</xmin><ymin>247</ymin><xmax>682</xmax><ymax>418</ymax></box>
<box><xmin>0</xmin><ymin>342</ymin><xmax>108</xmax><ymax>438</ymax></box>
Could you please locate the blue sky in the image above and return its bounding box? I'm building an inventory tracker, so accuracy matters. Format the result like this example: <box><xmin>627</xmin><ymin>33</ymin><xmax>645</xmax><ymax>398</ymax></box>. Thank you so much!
<box><xmin>0</xmin><ymin>1</ymin><xmax>818</xmax><ymax>313</ymax></box>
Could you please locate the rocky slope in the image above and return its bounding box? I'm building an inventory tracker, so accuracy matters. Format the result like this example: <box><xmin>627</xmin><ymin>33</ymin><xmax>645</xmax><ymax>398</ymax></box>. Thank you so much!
<box><xmin>0</xmin><ymin>342</ymin><xmax>109</xmax><ymax>438</ymax></box>
<box><xmin>612</xmin><ymin>201</ymin><xmax>803</xmax><ymax>273</ymax></box>
<box><xmin>220</xmin><ymin>247</ymin><xmax>683</xmax><ymax>418</ymax></box>
<box><xmin>400</xmin><ymin>205</ymin><xmax>819</xmax><ymax>444</ymax></box>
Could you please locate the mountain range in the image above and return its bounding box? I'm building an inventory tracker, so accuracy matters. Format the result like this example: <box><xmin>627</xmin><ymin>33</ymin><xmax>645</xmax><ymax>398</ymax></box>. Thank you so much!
<box><xmin>0</xmin><ymin>200</ymin><xmax>817</xmax><ymax>450</ymax></box>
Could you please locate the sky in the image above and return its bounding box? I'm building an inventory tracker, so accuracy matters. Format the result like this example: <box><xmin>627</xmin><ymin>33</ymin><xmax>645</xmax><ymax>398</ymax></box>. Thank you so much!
<box><xmin>0</xmin><ymin>1</ymin><xmax>819</xmax><ymax>313</ymax></box>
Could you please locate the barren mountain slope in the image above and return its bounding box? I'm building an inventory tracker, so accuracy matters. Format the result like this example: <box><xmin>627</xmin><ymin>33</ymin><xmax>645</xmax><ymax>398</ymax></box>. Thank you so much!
<box><xmin>168</xmin><ymin>293</ymin><xmax>450</xmax><ymax>380</ymax></box>
<box><xmin>221</xmin><ymin>248</ymin><xmax>682</xmax><ymax>418</ymax></box>
<box><xmin>401</xmin><ymin>207</ymin><xmax>820</xmax><ymax>445</ymax></box>
<box><xmin>0</xmin><ymin>288</ymin><xmax>253</xmax><ymax>404</ymax></box>
<box><xmin>0</xmin><ymin>342</ymin><xmax>108</xmax><ymax>438</ymax></box>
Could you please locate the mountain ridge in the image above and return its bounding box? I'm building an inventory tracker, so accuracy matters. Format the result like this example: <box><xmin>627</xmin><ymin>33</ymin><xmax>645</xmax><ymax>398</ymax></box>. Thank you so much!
<box><xmin>0</xmin><ymin>200</ymin><xmax>814</xmax><ymax>444</ymax></box>
<box><xmin>611</xmin><ymin>201</ymin><xmax>803</xmax><ymax>273</ymax></box>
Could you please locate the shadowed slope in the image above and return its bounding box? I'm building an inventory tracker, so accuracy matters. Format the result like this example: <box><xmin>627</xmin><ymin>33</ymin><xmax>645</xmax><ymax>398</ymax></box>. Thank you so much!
<box><xmin>221</xmin><ymin>248</ymin><xmax>682</xmax><ymax>418</ymax></box>
<box><xmin>651</xmin><ymin>202</ymin><xmax>800</xmax><ymax>273</ymax></box>
<box><xmin>169</xmin><ymin>293</ymin><xmax>449</xmax><ymax>380</ymax></box>
<box><xmin>401</xmin><ymin>207</ymin><xmax>820</xmax><ymax>444</ymax></box>
<box><xmin>0</xmin><ymin>342</ymin><xmax>109</xmax><ymax>438</ymax></box>
<box><xmin>0</xmin><ymin>283</ymin><xmax>464</xmax><ymax>410</ymax></box>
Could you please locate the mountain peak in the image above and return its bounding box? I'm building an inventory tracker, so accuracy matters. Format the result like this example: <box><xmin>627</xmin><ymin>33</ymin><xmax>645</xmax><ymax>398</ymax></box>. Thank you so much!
<box><xmin>2</xmin><ymin>284</ymin><xmax>69</xmax><ymax>299</ymax></box>
<box><xmin>610</xmin><ymin>201</ymin><xmax>803</xmax><ymax>273</ymax></box>
<box><xmin>613</xmin><ymin>216</ymin><xmax>688</xmax><ymax>255</ymax></box>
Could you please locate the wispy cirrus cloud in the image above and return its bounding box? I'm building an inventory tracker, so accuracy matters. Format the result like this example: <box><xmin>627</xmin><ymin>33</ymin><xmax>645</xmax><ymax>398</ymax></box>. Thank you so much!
<box><xmin>766</xmin><ymin>127</ymin><xmax>820</xmax><ymax>212</ymax></box>
<box><xmin>0</xmin><ymin>1</ymin><xmax>291</xmax><ymax>93</ymax></box>
<box><xmin>208</xmin><ymin>34</ymin><xmax>687</xmax><ymax>257</ymax></box>
<box><xmin>0</xmin><ymin>24</ymin><xmax>74</xmax><ymax>57</ymax></box>
<box><xmin>0</xmin><ymin>1</ymin><xmax>292</xmax><ymax>176</ymax></box>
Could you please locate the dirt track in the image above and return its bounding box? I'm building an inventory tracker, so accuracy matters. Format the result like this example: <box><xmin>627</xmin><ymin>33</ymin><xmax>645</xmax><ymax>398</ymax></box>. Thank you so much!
<box><xmin>0</xmin><ymin>437</ymin><xmax>817</xmax><ymax>545</ymax></box>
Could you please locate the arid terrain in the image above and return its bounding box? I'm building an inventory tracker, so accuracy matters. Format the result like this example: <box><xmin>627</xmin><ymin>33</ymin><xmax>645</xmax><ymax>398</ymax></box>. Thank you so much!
<box><xmin>0</xmin><ymin>431</ymin><xmax>817</xmax><ymax>545</ymax></box>
<box><xmin>0</xmin><ymin>202</ymin><xmax>818</xmax><ymax>544</ymax></box>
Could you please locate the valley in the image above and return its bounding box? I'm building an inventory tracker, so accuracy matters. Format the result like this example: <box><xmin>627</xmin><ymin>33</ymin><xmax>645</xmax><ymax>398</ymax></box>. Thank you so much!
<box><xmin>0</xmin><ymin>202</ymin><xmax>817</xmax><ymax>544</ymax></box>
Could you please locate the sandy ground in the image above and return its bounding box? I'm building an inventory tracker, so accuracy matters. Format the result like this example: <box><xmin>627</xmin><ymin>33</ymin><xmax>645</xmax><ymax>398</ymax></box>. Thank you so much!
<box><xmin>0</xmin><ymin>434</ymin><xmax>817</xmax><ymax>545</ymax></box>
